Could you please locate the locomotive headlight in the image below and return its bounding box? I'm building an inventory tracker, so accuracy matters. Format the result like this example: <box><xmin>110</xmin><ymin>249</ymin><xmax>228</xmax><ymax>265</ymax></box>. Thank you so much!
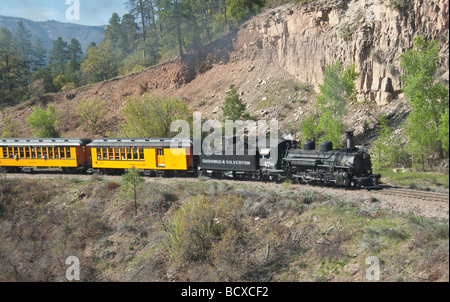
<box><xmin>342</xmin><ymin>172</ymin><xmax>348</xmax><ymax>178</ymax></box>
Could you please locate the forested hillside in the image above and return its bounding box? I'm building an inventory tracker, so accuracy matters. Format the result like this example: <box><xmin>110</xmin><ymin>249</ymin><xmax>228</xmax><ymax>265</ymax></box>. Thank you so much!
<box><xmin>0</xmin><ymin>0</ymin><xmax>266</xmax><ymax>106</ymax></box>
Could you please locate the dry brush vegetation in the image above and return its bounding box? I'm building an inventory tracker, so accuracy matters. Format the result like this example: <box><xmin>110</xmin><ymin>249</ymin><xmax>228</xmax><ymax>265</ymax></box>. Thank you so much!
<box><xmin>0</xmin><ymin>175</ymin><xmax>448</xmax><ymax>282</ymax></box>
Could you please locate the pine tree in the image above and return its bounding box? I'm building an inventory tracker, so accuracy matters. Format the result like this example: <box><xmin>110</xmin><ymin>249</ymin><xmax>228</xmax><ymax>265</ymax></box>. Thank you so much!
<box><xmin>157</xmin><ymin>0</ymin><xmax>185</xmax><ymax>57</ymax></box>
<box><xmin>222</xmin><ymin>85</ymin><xmax>250</xmax><ymax>121</ymax></box>
<box><xmin>32</xmin><ymin>38</ymin><xmax>47</xmax><ymax>71</ymax></box>
<box><xmin>228</xmin><ymin>0</ymin><xmax>264</xmax><ymax>25</ymax></box>
<box><xmin>67</xmin><ymin>38</ymin><xmax>83</xmax><ymax>64</ymax></box>
<box><xmin>0</xmin><ymin>28</ymin><xmax>19</xmax><ymax>104</ymax></box>
<box><xmin>126</xmin><ymin>0</ymin><xmax>158</xmax><ymax>58</ymax></box>
<box><xmin>15</xmin><ymin>21</ymin><xmax>34</xmax><ymax>87</ymax></box>
<box><xmin>121</xmin><ymin>13</ymin><xmax>140</xmax><ymax>53</ymax></box>
<box><xmin>104</xmin><ymin>13</ymin><xmax>124</xmax><ymax>50</ymax></box>
<box><xmin>49</xmin><ymin>37</ymin><xmax>69</xmax><ymax>78</ymax></box>
<box><xmin>121</xmin><ymin>168</ymin><xmax>145</xmax><ymax>216</ymax></box>
<box><xmin>66</xmin><ymin>38</ymin><xmax>83</xmax><ymax>85</ymax></box>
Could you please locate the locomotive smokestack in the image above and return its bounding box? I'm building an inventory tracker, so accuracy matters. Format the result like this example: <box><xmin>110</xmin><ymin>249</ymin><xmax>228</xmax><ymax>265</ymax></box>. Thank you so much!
<box><xmin>345</xmin><ymin>131</ymin><xmax>354</xmax><ymax>149</ymax></box>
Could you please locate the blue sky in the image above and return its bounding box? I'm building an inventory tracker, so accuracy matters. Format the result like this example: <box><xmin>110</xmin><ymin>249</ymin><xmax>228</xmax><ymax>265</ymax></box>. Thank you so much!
<box><xmin>0</xmin><ymin>0</ymin><xmax>129</xmax><ymax>26</ymax></box>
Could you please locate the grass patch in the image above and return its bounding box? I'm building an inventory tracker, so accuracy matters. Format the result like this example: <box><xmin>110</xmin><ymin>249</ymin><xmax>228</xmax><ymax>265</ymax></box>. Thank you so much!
<box><xmin>376</xmin><ymin>168</ymin><xmax>449</xmax><ymax>191</ymax></box>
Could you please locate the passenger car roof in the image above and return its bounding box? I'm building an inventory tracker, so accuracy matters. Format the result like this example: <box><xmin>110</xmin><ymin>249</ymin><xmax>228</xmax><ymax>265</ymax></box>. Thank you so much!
<box><xmin>0</xmin><ymin>138</ymin><xmax>92</xmax><ymax>147</ymax></box>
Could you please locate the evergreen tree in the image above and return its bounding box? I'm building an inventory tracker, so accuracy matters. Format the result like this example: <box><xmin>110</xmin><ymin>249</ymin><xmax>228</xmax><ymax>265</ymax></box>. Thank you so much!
<box><xmin>31</xmin><ymin>67</ymin><xmax>56</xmax><ymax>94</ymax></box>
<box><xmin>222</xmin><ymin>85</ymin><xmax>250</xmax><ymax>121</ymax></box>
<box><xmin>104</xmin><ymin>13</ymin><xmax>140</xmax><ymax>57</ymax></box>
<box><xmin>121</xmin><ymin>13</ymin><xmax>140</xmax><ymax>53</ymax></box>
<box><xmin>66</xmin><ymin>38</ymin><xmax>83</xmax><ymax>85</ymax></box>
<box><xmin>0</xmin><ymin>28</ymin><xmax>18</xmax><ymax>104</ymax></box>
<box><xmin>126</xmin><ymin>0</ymin><xmax>158</xmax><ymax>58</ymax></box>
<box><xmin>121</xmin><ymin>168</ymin><xmax>145</xmax><ymax>216</ymax></box>
<box><xmin>104</xmin><ymin>13</ymin><xmax>125</xmax><ymax>51</ymax></box>
<box><xmin>228</xmin><ymin>0</ymin><xmax>263</xmax><ymax>25</ymax></box>
<box><xmin>32</xmin><ymin>38</ymin><xmax>47</xmax><ymax>71</ymax></box>
<box><xmin>14</xmin><ymin>21</ymin><xmax>34</xmax><ymax>88</ymax></box>
<box><xmin>157</xmin><ymin>0</ymin><xmax>185</xmax><ymax>57</ymax></box>
<box><xmin>67</xmin><ymin>38</ymin><xmax>83</xmax><ymax>64</ymax></box>
<box><xmin>48</xmin><ymin>37</ymin><xmax>69</xmax><ymax>78</ymax></box>
<box><xmin>221</xmin><ymin>85</ymin><xmax>252</xmax><ymax>137</ymax></box>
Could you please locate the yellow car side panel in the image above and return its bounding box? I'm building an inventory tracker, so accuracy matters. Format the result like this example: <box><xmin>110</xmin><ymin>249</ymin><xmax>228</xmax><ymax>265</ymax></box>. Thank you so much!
<box><xmin>91</xmin><ymin>148</ymin><xmax>189</xmax><ymax>170</ymax></box>
<box><xmin>0</xmin><ymin>147</ymin><xmax>79</xmax><ymax>168</ymax></box>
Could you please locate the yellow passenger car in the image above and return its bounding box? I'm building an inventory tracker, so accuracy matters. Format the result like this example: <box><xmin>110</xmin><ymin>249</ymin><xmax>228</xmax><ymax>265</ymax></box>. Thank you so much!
<box><xmin>88</xmin><ymin>138</ymin><xmax>194</xmax><ymax>176</ymax></box>
<box><xmin>0</xmin><ymin>138</ymin><xmax>92</xmax><ymax>173</ymax></box>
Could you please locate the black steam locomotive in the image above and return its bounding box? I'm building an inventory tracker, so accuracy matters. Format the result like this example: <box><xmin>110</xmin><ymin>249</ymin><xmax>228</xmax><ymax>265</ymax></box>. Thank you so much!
<box><xmin>197</xmin><ymin>132</ymin><xmax>381</xmax><ymax>189</ymax></box>
<box><xmin>283</xmin><ymin>132</ymin><xmax>380</xmax><ymax>188</ymax></box>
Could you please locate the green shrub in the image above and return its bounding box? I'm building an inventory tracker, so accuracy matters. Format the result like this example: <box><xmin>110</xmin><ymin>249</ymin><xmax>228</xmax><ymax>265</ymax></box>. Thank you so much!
<box><xmin>338</xmin><ymin>22</ymin><xmax>353</xmax><ymax>41</ymax></box>
<box><xmin>27</xmin><ymin>105</ymin><xmax>60</xmax><ymax>138</ymax></box>
<box><xmin>162</xmin><ymin>195</ymin><xmax>245</xmax><ymax>268</ymax></box>
<box><xmin>386</xmin><ymin>0</ymin><xmax>409</xmax><ymax>9</ymax></box>
<box><xmin>300</xmin><ymin>189</ymin><xmax>317</xmax><ymax>204</ymax></box>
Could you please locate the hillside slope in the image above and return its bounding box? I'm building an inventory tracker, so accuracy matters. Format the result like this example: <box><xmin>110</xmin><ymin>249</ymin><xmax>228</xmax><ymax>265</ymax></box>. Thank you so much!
<box><xmin>1</xmin><ymin>176</ymin><xmax>448</xmax><ymax>282</ymax></box>
<box><xmin>1</xmin><ymin>0</ymin><xmax>448</xmax><ymax>142</ymax></box>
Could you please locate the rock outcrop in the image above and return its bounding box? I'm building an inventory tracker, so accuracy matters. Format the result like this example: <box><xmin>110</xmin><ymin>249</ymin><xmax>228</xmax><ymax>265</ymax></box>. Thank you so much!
<box><xmin>250</xmin><ymin>0</ymin><xmax>449</xmax><ymax>106</ymax></box>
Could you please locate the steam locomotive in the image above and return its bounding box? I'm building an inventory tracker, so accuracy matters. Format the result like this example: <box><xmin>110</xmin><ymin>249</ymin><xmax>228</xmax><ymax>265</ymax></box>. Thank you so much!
<box><xmin>0</xmin><ymin>131</ymin><xmax>381</xmax><ymax>189</ymax></box>
<box><xmin>197</xmin><ymin>131</ymin><xmax>380</xmax><ymax>189</ymax></box>
<box><xmin>283</xmin><ymin>132</ymin><xmax>380</xmax><ymax>188</ymax></box>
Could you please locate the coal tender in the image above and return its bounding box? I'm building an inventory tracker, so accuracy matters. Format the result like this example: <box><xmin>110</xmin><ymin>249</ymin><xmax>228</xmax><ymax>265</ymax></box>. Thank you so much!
<box><xmin>198</xmin><ymin>137</ymin><xmax>259</xmax><ymax>179</ymax></box>
<box><xmin>198</xmin><ymin>137</ymin><xmax>294</xmax><ymax>180</ymax></box>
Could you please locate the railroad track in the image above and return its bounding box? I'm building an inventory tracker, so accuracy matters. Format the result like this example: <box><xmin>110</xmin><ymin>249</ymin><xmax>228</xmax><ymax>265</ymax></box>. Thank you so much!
<box><xmin>381</xmin><ymin>187</ymin><xmax>449</xmax><ymax>203</ymax></box>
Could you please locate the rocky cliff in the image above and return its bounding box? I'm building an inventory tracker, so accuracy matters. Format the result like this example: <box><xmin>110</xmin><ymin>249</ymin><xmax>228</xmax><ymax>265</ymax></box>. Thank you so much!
<box><xmin>252</xmin><ymin>0</ymin><xmax>449</xmax><ymax>106</ymax></box>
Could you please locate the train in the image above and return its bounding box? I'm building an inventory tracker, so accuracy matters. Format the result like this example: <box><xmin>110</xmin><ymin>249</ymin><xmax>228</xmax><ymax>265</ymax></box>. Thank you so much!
<box><xmin>0</xmin><ymin>131</ymin><xmax>381</xmax><ymax>189</ymax></box>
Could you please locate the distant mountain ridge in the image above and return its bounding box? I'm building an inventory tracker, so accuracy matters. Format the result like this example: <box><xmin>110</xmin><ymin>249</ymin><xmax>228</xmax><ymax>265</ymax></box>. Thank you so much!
<box><xmin>0</xmin><ymin>15</ymin><xmax>105</xmax><ymax>53</ymax></box>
